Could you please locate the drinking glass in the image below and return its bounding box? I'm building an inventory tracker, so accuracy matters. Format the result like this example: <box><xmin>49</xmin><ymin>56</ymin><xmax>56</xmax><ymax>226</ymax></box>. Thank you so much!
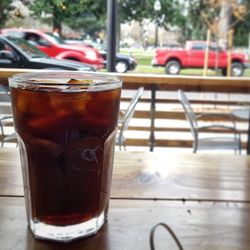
<box><xmin>9</xmin><ymin>71</ymin><xmax>122</xmax><ymax>242</ymax></box>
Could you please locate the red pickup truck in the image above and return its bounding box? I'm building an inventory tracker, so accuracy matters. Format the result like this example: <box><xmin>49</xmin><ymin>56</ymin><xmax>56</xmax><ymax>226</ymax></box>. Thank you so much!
<box><xmin>152</xmin><ymin>40</ymin><xmax>249</xmax><ymax>76</ymax></box>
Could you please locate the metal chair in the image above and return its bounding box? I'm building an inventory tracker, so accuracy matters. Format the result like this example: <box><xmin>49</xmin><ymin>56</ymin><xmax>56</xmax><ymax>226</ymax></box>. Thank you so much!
<box><xmin>0</xmin><ymin>89</ymin><xmax>17</xmax><ymax>147</ymax></box>
<box><xmin>117</xmin><ymin>87</ymin><xmax>144</xmax><ymax>150</ymax></box>
<box><xmin>178</xmin><ymin>89</ymin><xmax>241</xmax><ymax>154</ymax></box>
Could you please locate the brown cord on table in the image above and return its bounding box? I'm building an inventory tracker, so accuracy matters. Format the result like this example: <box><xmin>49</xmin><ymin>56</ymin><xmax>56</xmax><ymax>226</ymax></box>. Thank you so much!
<box><xmin>150</xmin><ymin>223</ymin><xmax>184</xmax><ymax>250</ymax></box>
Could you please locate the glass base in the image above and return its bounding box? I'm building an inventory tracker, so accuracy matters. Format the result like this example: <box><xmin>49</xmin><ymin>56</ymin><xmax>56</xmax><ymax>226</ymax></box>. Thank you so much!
<box><xmin>29</xmin><ymin>212</ymin><xmax>105</xmax><ymax>242</ymax></box>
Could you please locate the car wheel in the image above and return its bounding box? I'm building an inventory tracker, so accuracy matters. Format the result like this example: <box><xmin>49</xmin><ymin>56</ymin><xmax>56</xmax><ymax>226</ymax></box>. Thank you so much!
<box><xmin>115</xmin><ymin>60</ymin><xmax>128</xmax><ymax>73</ymax></box>
<box><xmin>165</xmin><ymin>60</ymin><xmax>181</xmax><ymax>75</ymax></box>
<box><xmin>221</xmin><ymin>62</ymin><xmax>244</xmax><ymax>77</ymax></box>
<box><xmin>232</xmin><ymin>62</ymin><xmax>244</xmax><ymax>77</ymax></box>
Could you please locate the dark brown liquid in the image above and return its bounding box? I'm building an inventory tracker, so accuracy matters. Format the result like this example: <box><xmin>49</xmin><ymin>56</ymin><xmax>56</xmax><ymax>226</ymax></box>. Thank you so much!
<box><xmin>10</xmin><ymin>86</ymin><xmax>121</xmax><ymax>226</ymax></box>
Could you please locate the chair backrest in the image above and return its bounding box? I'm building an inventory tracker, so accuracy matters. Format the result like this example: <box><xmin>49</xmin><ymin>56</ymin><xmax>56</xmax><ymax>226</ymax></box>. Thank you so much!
<box><xmin>117</xmin><ymin>87</ymin><xmax>144</xmax><ymax>146</ymax></box>
<box><xmin>178</xmin><ymin>89</ymin><xmax>198</xmax><ymax>139</ymax></box>
<box><xmin>0</xmin><ymin>88</ymin><xmax>15</xmax><ymax>146</ymax></box>
<box><xmin>0</xmin><ymin>85</ymin><xmax>12</xmax><ymax>115</ymax></box>
<box><xmin>0</xmin><ymin>84</ymin><xmax>11</xmax><ymax>103</ymax></box>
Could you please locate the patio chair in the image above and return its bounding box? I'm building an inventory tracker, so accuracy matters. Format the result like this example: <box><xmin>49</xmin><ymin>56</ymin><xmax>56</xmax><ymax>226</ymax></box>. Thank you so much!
<box><xmin>116</xmin><ymin>87</ymin><xmax>144</xmax><ymax>150</ymax></box>
<box><xmin>0</xmin><ymin>90</ymin><xmax>17</xmax><ymax>147</ymax></box>
<box><xmin>178</xmin><ymin>89</ymin><xmax>241</xmax><ymax>154</ymax></box>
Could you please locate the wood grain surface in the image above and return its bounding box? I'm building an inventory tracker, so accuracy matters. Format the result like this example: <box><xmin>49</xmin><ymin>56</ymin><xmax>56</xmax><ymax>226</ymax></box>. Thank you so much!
<box><xmin>1</xmin><ymin>148</ymin><xmax>250</xmax><ymax>202</ymax></box>
<box><xmin>111</xmin><ymin>151</ymin><xmax>250</xmax><ymax>202</ymax></box>
<box><xmin>1</xmin><ymin>148</ymin><xmax>250</xmax><ymax>249</ymax></box>
<box><xmin>1</xmin><ymin>197</ymin><xmax>250</xmax><ymax>250</ymax></box>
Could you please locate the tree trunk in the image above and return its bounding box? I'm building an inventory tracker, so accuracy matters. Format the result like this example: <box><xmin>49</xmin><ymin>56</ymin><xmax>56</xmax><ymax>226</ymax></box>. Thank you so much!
<box><xmin>52</xmin><ymin>19</ymin><xmax>62</xmax><ymax>36</ymax></box>
<box><xmin>52</xmin><ymin>8</ymin><xmax>62</xmax><ymax>36</ymax></box>
<box><xmin>218</xmin><ymin>0</ymin><xmax>233</xmax><ymax>49</ymax></box>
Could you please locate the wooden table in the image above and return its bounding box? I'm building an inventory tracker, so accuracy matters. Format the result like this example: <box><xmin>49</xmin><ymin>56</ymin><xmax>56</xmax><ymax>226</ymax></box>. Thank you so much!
<box><xmin>1</xmin><ymin>148</ymin><xmax>250</xmax><ymax>250</ymax></box>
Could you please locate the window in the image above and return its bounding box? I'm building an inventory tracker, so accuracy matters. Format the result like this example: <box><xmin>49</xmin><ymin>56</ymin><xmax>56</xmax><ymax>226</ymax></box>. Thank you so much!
<box><xmin>191</xmin><ymin>43</ymin><xmax>205</xmax><ymax>51</ymax></box>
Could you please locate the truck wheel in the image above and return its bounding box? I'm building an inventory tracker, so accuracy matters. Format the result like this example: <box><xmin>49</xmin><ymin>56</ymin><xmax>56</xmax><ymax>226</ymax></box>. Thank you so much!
<box><xmin>165</xmin><ymin>60</ymin><xmax>181</xmax><ymax>75</ymax></box>
<box><xmin>232</xmin><ymin>62</ymin><xmax>244</xmax><ymax>77</ymax></box>
<box><xmin>221</xmin><ymin>62</ymin><xmax>244</xmax><ymax>77</ymax></box>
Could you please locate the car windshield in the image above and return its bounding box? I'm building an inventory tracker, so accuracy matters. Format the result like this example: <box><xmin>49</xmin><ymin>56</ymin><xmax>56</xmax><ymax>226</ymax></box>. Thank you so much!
<box><xmin>45</xmin><ymin>33</ymin><xmax>65</xmax><ymax>44</ymax></box>
<box><xmin>7</xmin><ymin>36</ymin><xmax>49</xmax><ymax>58</ymax></box>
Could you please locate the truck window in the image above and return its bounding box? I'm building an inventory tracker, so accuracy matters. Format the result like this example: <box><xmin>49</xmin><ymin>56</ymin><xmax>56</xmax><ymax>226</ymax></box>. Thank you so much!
<box><xmin>209</xmin><ymin>44</ymin><xmax>220</xmax><ymax>51</ymax></box>
<box><xmin>191</xmin><ymin>43</ymin><xmax>205</xmax><ymax>51</ymax></box>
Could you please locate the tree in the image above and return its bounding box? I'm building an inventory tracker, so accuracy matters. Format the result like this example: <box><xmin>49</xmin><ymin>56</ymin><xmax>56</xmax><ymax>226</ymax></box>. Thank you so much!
<box><xmin>234</xmin><ymin>0</ymin><xmax>250</xmax><ymax>46</ymax></box>
<box><xmin>30</xmin><ymin>0</ymin><xmax>106</xmax><ymax>35</ymax></box>
<box><xmin>0</xmin><ymin>0</ymin><xmax>13</xmax><ymax>28</ymax></box>
<box><xmin>181</xmin><ymin>0</ymin><xmax>250</xmax><ymax>47</ymax></box>
<box><xmin>30</xmin><ymin>0</ymin><xmax>185</xmax><ymax>43</ymax></box>
<box><xmin>179</xmin><ymin>0</ymin><xmax>210</xmax><ymax>42</ymax></box>
<box><xmin>203</xmin><ymin>0</ymin><xmax>248</xmax><ymax>48</ymax></box>
<box><xmin>120</xmin><ymin>0</ymin><xmax>184</xmax><ymax>28</ymax></box>
<box><xmin>64</xmin><ymin>0</ymin><xmax>106</xmax><ymax>36</ymax></box>
<box><xmin>120</xmin><ymin>0</ymin><xmax>149</xmax><ymax>23</ymax></box>
<box><xmin>30</xmin><ymin>0</ymin><xmax>66</xmax><ymax>34</ymax></box>
<box><xmin>120</xmin><ymin>0</ymin><xmax>185</xmax><ymax>47</ymax></box>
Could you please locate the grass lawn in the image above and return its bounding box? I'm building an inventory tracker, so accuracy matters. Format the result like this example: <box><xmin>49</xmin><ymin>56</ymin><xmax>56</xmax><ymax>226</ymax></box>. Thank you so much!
<box><xmin>120</xmin><ymin>48</ymin><xmax>154</xmax><ymax>65</ymax></box>
<box><xmin>120</xmin><ymin>48</ymin><xmax>250</xmax><ymax>77</ymax></box>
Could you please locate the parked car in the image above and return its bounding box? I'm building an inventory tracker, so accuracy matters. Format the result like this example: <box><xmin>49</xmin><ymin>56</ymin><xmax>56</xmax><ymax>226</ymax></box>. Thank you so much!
<box><xmin>100</xmin><ymin>51</ymin><xmax>137</xmax><ymax>73</ymax></box>
<box><xmin>152</xmin><ymin>40</ymin><xmax>249</xmax><ymax>76</ymax></box>
<box><xmin>0</xmin><ymin>28</ymin><xmax>104</xmax><ymax>69</ymax></box>
<box><xmin>0</xmin><ymin>35</ymin><xmax>95</xmax><ymax>71</ymax></box>
<box><xmin>63</xmin><ymin>39</ymin><xmax>137</xmax><ymax>73</ymax></box>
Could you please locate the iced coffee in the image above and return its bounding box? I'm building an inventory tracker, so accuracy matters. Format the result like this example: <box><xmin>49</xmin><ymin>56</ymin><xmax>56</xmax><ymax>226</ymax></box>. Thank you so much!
<box><xmin>9</xmin><ymin>72</ymin><xmax>122</xmax><ymax>242</ymax></box>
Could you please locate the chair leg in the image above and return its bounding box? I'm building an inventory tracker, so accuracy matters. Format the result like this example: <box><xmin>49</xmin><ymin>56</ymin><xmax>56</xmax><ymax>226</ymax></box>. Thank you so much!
<box><xmin>117</xmin><ymin>133</ymin><xmax>122</xmax><ymax>151</ymax></box>
<box><xmin>239</xmin><ymin>134</ymin><xmax>242</xmax><ymax>155</ymax></box>
<box><xmin>235</xmin><ymin>133</ymin><xmax>242</xmax><ymax>155</ymax></box>
<box><xmin>192</xmin><ymin>142</ymin><xmax>198</xmax><ymax>154</ymax></box>
<box><xmin>0</xmin><ymin>123</ymin><xmax>4</xmax><ymax>147</ymax></box>
<box><xmin>238</xmin><ymin>141</ymin><xmax>242</xmax><ymax>155</ymax></box>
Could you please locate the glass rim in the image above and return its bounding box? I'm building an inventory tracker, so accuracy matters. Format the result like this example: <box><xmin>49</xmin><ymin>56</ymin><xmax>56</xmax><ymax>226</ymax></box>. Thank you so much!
<box><xmin>8</xmin><ymin>71</ymin><xmax>122</xmax><ymax>91</ymax></box>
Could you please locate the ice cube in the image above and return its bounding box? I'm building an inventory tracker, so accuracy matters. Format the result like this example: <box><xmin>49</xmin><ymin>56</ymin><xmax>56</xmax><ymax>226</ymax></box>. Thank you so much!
<box><xmin>21</xmin><ymin>132</ymin><xmax>64</xmax><ymax>156</ymax></box>
<box><xmin>68</xmin><ymin>78</ymin><xmax>93</xmax><ymax>84</ymax></box>
<box><xmin>65</xmin><ymin>137</ymin><xmax>103</xmax><ymax>172</ymax></box>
